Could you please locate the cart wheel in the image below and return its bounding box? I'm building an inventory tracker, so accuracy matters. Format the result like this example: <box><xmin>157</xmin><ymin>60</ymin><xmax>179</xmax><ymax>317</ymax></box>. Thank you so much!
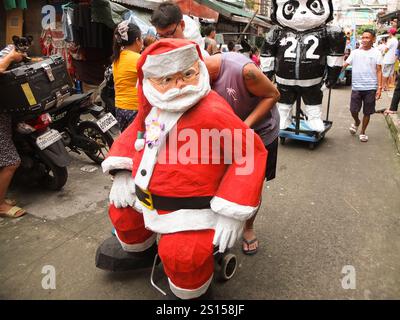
<box><xmin>219</xmin><ymin>253</ymin><xmax>237</xmax><ymax>281</ymax></box>
<box><xmin>280</xmin><ymin>137</ymin><xmax>286</xmax><ymax>145</ymax></box>
<box><xmin>308</xmin><ymin>143</ymin><xmax>315</xmax><ymax>150</ymax></box>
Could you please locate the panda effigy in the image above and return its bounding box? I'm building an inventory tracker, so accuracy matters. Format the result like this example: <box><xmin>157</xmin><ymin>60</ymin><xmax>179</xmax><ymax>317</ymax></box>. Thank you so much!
<box><xmin>261</xmin><ymin>0</ymin><xmax>346</xmax><ymax>132</ymax></box>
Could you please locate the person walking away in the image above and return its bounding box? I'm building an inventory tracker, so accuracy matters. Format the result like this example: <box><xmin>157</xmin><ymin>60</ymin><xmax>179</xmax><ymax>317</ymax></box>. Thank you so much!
<box><xmin>343</xmin><ymin>29</ymin><xmax>382</xmax><ymax>142</ymax></box>
<box><xmin>385</xmin><ymin>43</ymin><xmax>400</xmax><ymax>115</ymax></box>
<box><xmin>382</xmin><ymin>28</ymin><xmax>398</xmax><ymax>91</ymax></box>
<box><xmin>112</xmin><ymin>21</ymin><xmax>143</xmax><ymax>132</ymax></box>
<box><xmin>204</xmin><ymin>25</ymin><xmax>219</xmax><ymax>55</ymax></box>
<box><xmin>0</xmin><ymin>45</ymin><xmax>27</xmax><ymax>218</ymax></box>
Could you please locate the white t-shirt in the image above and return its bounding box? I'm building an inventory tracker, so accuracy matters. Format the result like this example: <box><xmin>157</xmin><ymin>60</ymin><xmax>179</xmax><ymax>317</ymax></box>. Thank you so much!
<box><xmin>345</xmin><ymin>47</ymin><xmax>382</xmax><ymax>91</ymax></box>
<box><xmin>383</xmin><ymin>37</ymin><xmax>399</xmax><ymax>64</ymax></box>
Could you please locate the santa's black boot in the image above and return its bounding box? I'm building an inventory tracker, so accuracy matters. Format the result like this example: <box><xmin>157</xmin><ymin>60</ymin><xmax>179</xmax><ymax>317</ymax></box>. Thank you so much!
<box><xmin>95</xmin><ymin>236</ymin><xmax>158</xmax><ymax>272</ymax></box>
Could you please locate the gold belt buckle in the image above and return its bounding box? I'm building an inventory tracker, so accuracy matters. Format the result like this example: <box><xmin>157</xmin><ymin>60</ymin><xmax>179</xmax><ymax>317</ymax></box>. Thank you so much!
<box><xmin>139</xmin><ymin>188</ymin><xmax>154</xmax><ymax>210</ymax></box>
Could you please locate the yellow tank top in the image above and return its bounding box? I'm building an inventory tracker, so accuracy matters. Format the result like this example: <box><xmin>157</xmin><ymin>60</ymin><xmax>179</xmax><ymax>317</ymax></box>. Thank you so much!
<box><xmin>112</xmin><ymin>50</ymin><xmax>140</xmax><ymax>111</ymax></box>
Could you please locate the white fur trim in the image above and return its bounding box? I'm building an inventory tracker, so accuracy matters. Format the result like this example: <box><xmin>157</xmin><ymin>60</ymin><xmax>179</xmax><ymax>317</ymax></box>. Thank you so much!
<box><xmin>143</xmin><ymin>44</ymin><xmax>199</xmax><ymax>78</ymax></box>
<box><xmin>102</xmin><ymin>156</ymin><xmax>133</xmax><ymax>174</ymax></box>
<box><xmin>327</xmin><ymin>55</ymin><xmax>344</xmax><ymax>67</ymax></box>
<box><xmin>115</xmin><ymin>232</ymin><xmax>157</xmax><ymax>253</ymax></box>
<box><xmin>210</xmin><ymin>196</ymin><xmax>258</xmax><ymax>222</ymax></box>
<box><xmin>140</xmin><ymin>205</ymin><xmax>217</xmax><ymax>234</ymax></box>
<box><xmin>168</xmin><ymin>274</ymin><xmax>213</xmax><ymax>299</ymax></box>
<box><xmin>135</xmin><ymin>108</ymin><xmax>184</xmax><ymax>190</ymax></box>
<box><xmin>275</xmin><ymin>76</ymin><xmax>322</xmax><ymax>87</ymax></box>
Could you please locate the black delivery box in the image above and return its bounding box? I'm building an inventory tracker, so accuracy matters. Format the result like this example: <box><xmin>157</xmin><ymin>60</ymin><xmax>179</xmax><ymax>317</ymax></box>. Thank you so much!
<box><xmin>0</xmin><ymin>55</ymin><xmax>73</xmax><ymax>114</ymax></box>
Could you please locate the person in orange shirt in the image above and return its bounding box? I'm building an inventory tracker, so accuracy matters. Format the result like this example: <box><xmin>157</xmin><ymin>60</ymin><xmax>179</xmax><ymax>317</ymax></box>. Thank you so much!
<box><xmin>112</xmin><ymin>21</ymin><xmax>143</xmax><ymax>131</ymax></box>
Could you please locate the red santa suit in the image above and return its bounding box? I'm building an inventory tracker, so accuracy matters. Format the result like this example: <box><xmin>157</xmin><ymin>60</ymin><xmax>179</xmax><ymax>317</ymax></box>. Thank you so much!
<box><xmin>101</xmin><ymin>39</ymin><xmax>267</xmax><ymax>299</ymax></box>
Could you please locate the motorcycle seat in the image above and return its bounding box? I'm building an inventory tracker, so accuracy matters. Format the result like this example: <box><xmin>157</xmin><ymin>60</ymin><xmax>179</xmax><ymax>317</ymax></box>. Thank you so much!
<box><xmin>49</xmin><ymin>92</ymin><xmax>92</xmax><ymax>113</ymax></box>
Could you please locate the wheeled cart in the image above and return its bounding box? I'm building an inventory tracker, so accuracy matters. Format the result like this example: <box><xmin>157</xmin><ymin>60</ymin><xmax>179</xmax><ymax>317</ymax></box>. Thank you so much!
<box><xmin>150</xmin><ymin>246</ymin><xmax>238</xmax><ymax>297</ymax></box>
<box><xmin>279</xmin><ymin>88</ymin><xmax>333</xmax><ymax>150</ymax></box>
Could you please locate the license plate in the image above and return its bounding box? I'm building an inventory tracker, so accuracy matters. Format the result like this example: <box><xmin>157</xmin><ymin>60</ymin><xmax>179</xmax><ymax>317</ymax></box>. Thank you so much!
<box><xmin>97</xmin><ymin>113</ymin><xmax>118</xmax><ymax>133</ymax></box>
<box><xmin>36</xmin><ymin>129</ymin><xmax>62</xmax><ymax>150</ymax></box>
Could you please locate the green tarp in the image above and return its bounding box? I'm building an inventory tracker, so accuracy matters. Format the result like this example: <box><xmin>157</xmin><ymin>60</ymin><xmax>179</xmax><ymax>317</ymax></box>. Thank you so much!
<box><xmin>91</xmin><ymin>0</ymin><xmax>129</xmax><ymax>29</ymax></box>
<box><xmin>3</xmin><ymin>0</ymin><xmax>27</xmax><ymax>10</ymax></box>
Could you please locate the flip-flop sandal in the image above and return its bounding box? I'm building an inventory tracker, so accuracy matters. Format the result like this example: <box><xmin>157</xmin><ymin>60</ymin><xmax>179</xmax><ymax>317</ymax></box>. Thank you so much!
<box><xmin>242</xmin><ymin>237</ymin><xmax>259</xmax><ymax>255</ymax></box>
<box><xmin>349</xmin><ymin>123</ymin><xmax>359</xmax><ymax>135</ymax></box>
<box><xmin>359</xmin><ymin>134</ymin><xmax>368</xmax><ymax>142</ymax></box>
<box><xmin>0</xmin><ymin>206</ymin><xmax>26</xmax><ymax>218</ymax></box>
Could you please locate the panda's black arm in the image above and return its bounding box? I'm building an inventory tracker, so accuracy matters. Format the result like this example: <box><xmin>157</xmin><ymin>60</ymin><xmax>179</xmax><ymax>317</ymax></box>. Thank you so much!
<box><xmin>260</xmin><ymin>26</ymin><xmax>280</xmax><ymax>80</ymax></box>
<box><xmin>325</xmin><ymin>25</ymin><xmax>347</xmax><ymax>87</ymax></box>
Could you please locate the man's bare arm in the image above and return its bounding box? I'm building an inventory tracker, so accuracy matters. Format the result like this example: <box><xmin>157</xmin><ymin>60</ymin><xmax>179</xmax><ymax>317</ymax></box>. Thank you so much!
<box><xmin>243</xmin><ymin>63</ymin><xmax>280</xmax><ymax>128</ymax></box>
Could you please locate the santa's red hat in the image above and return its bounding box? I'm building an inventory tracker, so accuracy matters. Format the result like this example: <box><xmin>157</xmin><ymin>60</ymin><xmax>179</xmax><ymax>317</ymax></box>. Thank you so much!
<box><xmin>134</xmin><ymin>39</ymin><xmax>204</xmax><ymax>151</ymax></box>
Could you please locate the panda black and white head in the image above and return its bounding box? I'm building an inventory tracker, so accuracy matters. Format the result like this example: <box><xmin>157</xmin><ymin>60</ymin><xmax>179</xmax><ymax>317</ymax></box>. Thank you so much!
<box><xmin>271</xmin><ymin>0</ymin><xmax>334</xmax><ymax>32</ymax></box>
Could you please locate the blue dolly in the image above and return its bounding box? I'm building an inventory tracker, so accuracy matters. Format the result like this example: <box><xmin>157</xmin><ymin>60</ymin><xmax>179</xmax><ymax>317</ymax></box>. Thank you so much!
<box><xmin>279</xmin><ymin>88</ymin><xmax>332</xmax><ymax>150</ymax></box>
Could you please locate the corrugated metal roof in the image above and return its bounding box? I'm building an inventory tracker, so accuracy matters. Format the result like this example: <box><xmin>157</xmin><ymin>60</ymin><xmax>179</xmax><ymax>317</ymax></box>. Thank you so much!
<box><xmin>110</xmin><ymin>0</ymin><xmax>159</xmax><ymax>10</ymax></box>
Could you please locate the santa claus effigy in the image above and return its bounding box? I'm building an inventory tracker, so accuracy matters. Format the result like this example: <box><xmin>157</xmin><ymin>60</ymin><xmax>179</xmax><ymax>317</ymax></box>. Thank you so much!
<box><xmin>95</xmin><ymin>39</ymin><xmax>267</xmax><ymax>299</ymax></box>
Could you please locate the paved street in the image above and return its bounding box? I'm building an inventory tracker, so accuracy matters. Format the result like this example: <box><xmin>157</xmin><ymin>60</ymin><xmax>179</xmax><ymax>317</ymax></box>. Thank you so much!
<box><xmin>1</xmin><ymin>86</ymin><xmax>399</xmax><ymax>300</ymax></box>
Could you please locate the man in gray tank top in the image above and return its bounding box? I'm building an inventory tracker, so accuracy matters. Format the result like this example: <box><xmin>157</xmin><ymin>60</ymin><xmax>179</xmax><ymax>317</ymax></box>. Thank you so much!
<box><xmin>205</xmin><ymin>52</ymin><xmax>280</xmax><ymax>255</ymax></box>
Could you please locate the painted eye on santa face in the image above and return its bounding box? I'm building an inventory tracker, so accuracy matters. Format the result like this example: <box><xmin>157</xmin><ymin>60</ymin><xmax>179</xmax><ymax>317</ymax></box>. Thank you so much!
<box><xmin>182</xmin><ymin>68</ymin><xmax>197</xmax><ymax>79</ymax></box>
<box><xmin>307</xmin><ymin>0</ymin><xmax>325</xmax><ymax>15</ymax></box>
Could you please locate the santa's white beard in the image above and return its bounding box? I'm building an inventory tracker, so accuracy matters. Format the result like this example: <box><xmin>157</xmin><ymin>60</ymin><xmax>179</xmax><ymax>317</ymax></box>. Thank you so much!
<box><xmin>143</xmin><ymin>60</ymin><xmax>211</xmax><ymax>112</ymax></box>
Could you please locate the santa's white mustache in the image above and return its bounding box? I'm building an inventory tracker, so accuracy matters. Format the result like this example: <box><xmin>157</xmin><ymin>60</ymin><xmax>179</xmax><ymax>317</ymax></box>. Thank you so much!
<box><xmin>155</xmin><ymin>84</ymin><xmax>202</xmax><ymax>102</ymax></box>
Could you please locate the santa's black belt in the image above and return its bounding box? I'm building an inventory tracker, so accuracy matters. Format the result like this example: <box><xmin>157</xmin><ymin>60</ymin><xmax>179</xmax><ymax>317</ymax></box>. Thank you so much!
<box><xmin>135</xmin><ymin>185</ymin><xmax>212</xmax><ymax>211</ymax></box>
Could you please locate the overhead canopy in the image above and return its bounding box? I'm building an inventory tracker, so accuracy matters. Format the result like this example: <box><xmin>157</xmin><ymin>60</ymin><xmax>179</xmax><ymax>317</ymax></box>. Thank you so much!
<box><xmin>91</xmin><ymin>0</ymin><xmax>154</xmax><ymax>34</ymax></box>
<box><xmin>91</xmin><ymin>0</ymin><xmax>130</xmax><ymax>29</ymax></box>
<box><xmin>195</xmin><ymin>0</ymin><xmax>270</xmax><ymax>27</ymax></box>
<box><xmin>378</xmin><ymin>10</ymin><xmax>400</xmax><ymax>24</ymax></box>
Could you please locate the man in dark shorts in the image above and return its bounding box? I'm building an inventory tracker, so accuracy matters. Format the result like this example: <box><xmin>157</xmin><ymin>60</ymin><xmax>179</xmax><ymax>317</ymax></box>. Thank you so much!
<box><xmin>150</xmin><ymin>1</ymin><xmax>281</xmax><ymax>255</ymax></box>
<box><xmin>343</xmin><ymin>29</ymin><xmax>382</xmax><ymax>142</ymax></box>
<box><xmin>205</xmin><ymin>53</ymin><xmax>280</xmax><ymax>254</ymax></box>
<box><xmin>0</xmin><ymin>45</ymin><xmax>27</xmax><ymax>218</ymax></box>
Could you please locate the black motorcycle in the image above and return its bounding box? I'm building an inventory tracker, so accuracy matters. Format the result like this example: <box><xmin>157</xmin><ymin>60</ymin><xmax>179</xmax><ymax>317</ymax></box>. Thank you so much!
<box><xmin>13</xmin><ymin>112</ymin><xmax>70</xmax><ymax>190</ymax></box>
<box><xmin>47</xmin><ymin>92</ymin><xmax>116</xmax><ymax>165</ymax></box>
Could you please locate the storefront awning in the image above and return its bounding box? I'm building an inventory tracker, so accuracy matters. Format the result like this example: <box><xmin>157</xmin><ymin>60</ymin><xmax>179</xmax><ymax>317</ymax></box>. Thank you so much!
<box><xmin>195</xmin><ymin>0</ymin><xmax>269</xmax><ymax>27</ymax></box>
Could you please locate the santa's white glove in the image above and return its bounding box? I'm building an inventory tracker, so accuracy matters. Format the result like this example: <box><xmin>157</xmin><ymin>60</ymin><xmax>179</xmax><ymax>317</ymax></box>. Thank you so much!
<box><xmin>109</xmin><ymin>171</ymin><xmax>136</xmax><ymax>208</ymax></box>
<box><xmin>213</xmin><ymin>215</ymin><xmax>245</xmax><ymax>253</ymax></box>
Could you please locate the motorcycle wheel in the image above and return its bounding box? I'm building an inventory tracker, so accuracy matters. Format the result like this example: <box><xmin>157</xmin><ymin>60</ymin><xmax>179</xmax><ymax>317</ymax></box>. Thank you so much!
<box><xmin>42</xmin><ymin>162</ymin><xmax>68</xmax><ymax>191</ymax></box>
<box><xmin>77</xmin><ymin>121</ymin><xmax>114</xmax><ymax>165</ymax></box>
